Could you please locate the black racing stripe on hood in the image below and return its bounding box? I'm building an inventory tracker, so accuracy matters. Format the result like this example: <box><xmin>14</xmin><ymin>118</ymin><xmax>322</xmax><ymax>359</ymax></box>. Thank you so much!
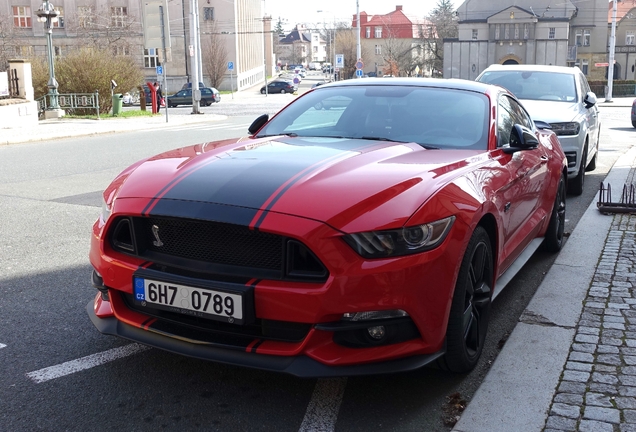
<box><xmin>148</xmin><ymin>141</ymin><xmax>362</xmax><ymax>223</ymax></box>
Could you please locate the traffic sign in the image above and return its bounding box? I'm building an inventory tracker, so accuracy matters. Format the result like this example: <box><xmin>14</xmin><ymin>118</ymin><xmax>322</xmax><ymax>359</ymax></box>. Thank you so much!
<box><xmin>156</xmin><ymin>65</ymin><xmax>163</xmax><ymax>75</ymax></box>
<box><xmin>595</xmin><ymin>62</ymin><xmax>609</xmax><ymax>67</ymax></box>
<box><xmin>335</xmin><ymin>54</ymin><xmax>344</xmax><ymax>69</ymax></box>
<box><xmin>356</xmin><ymin>69</ymin><xmax>364</xmax><ymax>77</ymax></box>
<box><xmin>228</xmin><ymin>61</ymin><xmax>234</xmax><ymax>70</ymax></box>
<box><xmin>356</xmin><ymin>60</ymin><xmax>364</xmax><ymax>70</ymax></box>
<box><xmin>293</xmin><ymin>77</ymin><xmax>300</xmax><ymax>84</ymax></box>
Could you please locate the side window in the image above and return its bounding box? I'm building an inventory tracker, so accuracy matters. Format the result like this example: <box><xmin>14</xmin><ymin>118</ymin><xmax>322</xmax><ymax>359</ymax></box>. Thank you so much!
<box><xmin>580</xmin><ymin>74</ymin><xmax>591</xmax><ymax>94</ymax></box>
<box><xmin>498</xmin><ymin>95</ymin><xmax>531</xmax><ymax>147</ymax></box>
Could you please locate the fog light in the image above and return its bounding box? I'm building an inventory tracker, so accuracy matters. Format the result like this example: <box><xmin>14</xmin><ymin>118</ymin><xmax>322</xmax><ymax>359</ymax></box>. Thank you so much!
<box><xmin>367</xmin><ymin>326</ymin><xmax>386</xmax><ymax>340</ymax></box>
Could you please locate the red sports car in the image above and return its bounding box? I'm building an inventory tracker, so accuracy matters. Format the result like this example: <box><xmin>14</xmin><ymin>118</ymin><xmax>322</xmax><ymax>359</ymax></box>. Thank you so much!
<box><xmin>88</xmin><ymin>78</ymin><xmax>567</xmax><ymax>376</ymax></box>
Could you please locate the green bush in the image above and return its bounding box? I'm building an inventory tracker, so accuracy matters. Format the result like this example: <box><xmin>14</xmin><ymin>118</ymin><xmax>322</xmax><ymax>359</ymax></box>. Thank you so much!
<box><xmin>31</xmin><ymin>48</ymin><xmax>144</xmax><ymax>114</ymax></box>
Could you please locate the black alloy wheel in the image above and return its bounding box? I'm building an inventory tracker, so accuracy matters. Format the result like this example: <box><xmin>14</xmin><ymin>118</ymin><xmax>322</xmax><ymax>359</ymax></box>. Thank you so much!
<box><xmin>261</xmin><ymin>88</ymin><xmax>266</xmax><ymax>94</ymax></box>
<box><xmin>439</xmin><ymin>226</ymin><xmax>493</xmax><ymax>373</ymax></box>
<box><xmin>544</xmin><ymin>174</ymin><xmax>566</xmax><ymax>252</ymax></box>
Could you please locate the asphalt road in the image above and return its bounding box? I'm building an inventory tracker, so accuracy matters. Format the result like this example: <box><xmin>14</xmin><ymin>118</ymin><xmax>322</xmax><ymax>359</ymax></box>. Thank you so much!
<box><xmin>0</xmin><ymin>81</ymin><xmax>634</xmax><ymax>431</ymax></box>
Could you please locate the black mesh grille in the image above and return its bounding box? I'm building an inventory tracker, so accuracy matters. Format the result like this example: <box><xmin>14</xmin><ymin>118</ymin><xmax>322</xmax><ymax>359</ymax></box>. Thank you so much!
<box><xmin>109</xmin><ymin>216</ymin><xmax>328</xmax><ymax>282</ymax></box>
<box><xmin>140</xmin><ymin>217</ymin><xmax>283</xmax><ymax>270</ymax></box>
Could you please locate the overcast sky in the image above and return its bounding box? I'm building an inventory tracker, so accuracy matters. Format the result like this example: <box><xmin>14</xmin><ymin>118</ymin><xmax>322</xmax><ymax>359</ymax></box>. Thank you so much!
<box><xmin>264</xmin><ymin>0</ymin><xmax>459</xmax><ymax>30</ymax></box>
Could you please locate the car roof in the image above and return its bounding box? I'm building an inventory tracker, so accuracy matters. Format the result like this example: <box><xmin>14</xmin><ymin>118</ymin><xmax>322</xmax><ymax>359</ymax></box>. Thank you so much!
<box><xmin>481</xmin><ymin>64</ymin><xmax>582</xmax><ymax>75</ymax></box>
<box><xmin>316</xmin><ymin>77</ymin><xmax>496</xmax><ymax>94</ymax></box>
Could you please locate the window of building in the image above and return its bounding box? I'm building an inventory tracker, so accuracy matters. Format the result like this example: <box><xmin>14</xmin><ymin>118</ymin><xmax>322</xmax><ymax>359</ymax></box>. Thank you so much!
<box><xmin>366</xmin><ymin>27</ymin><xmax>370</xmax><ymax>38</ymax></box>
<box><xmin>111</xmin><ymin>7</ymin><xmax>127</xmax><ymax>28</ymax></box>
<box><xmin>13</xmin><ymin>6</ymin><xmax>32</xmax><ymax>28</ymax></box>
<box><xmin>575</xmin><ymin>30</ymin><xmax>582</xmax><ymax>46</ymax></box>
<box><xmin>375</xmin><ymin>26</ymin><xmax>382</xmax><ymax>38</ymax></box>
<box><xmin>504</xmin><ymin>24</ymin><xmax>509</xmax><ymax>39</ymax></box>
<box><xmin>375</xmin><ymin>44</ymin><xmax>381</xmax><ymax>55</ymax></box>
<box><xmin>313</xmin><ymin>46</ymin><xmax>318</xmax><ymax>53</ymax></box>
<box><xmin>17</xmin><ymin>45</ymin><xmax>34</xmax><ymax>56</ymax></box>
<box><xmin>113</xmin><ymin>45</ymin><xmax>131</xmax><ymax>56</ymax></box>
<box><xmin>514</xmin><ymin>24</ymin><xmax>519</xmax><ymax>40</ymax></box>
<box><xmin>78</xmin><ymin>6</ymin><xmax>92</xmax><ymax>27</ymax></box>
<box><xmin>583</xmin><ymin>29</ymin><xmax>590</xmax><ymax>46</ymax></box>
<box><xmin>204</xmin><ymin>7</ymin><xmax>214</xmax><ymax>21</ymax></box>
<box><xmin>144</xmin><ymin>48</ymin><xmax>159</xmax><ymax>68</ymax></box>
<box><xmin>524</xmin><ymin>23</ymin><xmax>529</xmax><ymax>39</ymax></box>
<box><xmin>54</xmin><ymin>46</ymin><xmax>62</xmax><ymax>56</ymax></box>
<box><xmin>581</xmin><ymin>59</ymin><xmax>588</xmax><ymax>75</ymax></box>
<box><xmin>52</xmin><ymin>7</ymin><xmax>64</xmax><ymax>28</ymax></box>
<box><xmin>627</xmin><ymin>31</ymin><xmax>635</xmax><ymax>45</ymax></box>
<box><xmin>548</xmin><ymin>27</ymin><xmax>555</xmax><ymax>39</ymax></box>
<box><xmin>495</xmin><ymin>24</ymin><xmax>500</xmax><ymax>40</ymax></box>
<box><xmin>472</xmin><ymin>29</ymin><xmax>478</xmax><ymax>40</ymax></box>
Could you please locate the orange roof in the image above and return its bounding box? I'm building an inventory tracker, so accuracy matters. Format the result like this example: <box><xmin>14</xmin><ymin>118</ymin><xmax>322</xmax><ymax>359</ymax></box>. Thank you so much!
<box><xmin>608</xmin><ymin>0</ymin><xmax>636</xmax><ymax>22</ymax></box>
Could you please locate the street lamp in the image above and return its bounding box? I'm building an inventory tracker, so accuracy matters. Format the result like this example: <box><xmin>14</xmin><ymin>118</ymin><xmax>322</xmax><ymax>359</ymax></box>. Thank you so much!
<box><xmin>36</xmin><ymin>0</ymin><xmax>64</xmax><ymax>117</ymax></box>
<box><xmin>317</xmin><ymin>10</ymin><xmax>336</xmax><ymax>81</ymax></box>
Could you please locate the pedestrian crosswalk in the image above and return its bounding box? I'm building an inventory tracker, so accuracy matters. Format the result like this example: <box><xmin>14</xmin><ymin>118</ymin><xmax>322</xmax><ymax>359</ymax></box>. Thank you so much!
<box><xmin>159</xmin><ymin>122</ymin><xmax>252</xmax><ymax>133</ymax></box>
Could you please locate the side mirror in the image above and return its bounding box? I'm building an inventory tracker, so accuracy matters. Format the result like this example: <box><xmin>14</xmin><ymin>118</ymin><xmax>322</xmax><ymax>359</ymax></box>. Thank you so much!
<box><xmin>583</xmin><ymin>91</ymin><xmax>597</xmax><ymax>109</ymax></box>
<box><xmin>248</xmin><ymin>114</ymin><xmax>269</xmax><ymax>135</ymax></box>
<box><xmin>503</xmin><ymin>124</ymin><xmax>539</xmax><ymax>154</ymax></box>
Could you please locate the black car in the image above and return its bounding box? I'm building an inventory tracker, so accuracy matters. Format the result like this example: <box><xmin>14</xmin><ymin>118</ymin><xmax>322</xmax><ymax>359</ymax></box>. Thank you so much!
<box><xmin>260</xmin><ymin>80</ymin><xmax>296</xmax><ymax>94</ymax></box>
<box><xmin>167</xmin><ymin>87</ymin><xmax>221</xmax><ymax>107</ymax></box>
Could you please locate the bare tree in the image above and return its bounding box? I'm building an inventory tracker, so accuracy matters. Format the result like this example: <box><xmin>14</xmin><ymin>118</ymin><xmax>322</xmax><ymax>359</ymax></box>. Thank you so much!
<box><xmin>419</xmin><ymin>0</ymin><xmax>458</xmax><ymax>77</ymax></box>
<box><xmin>201</xmin><ymin>25</ymin><xmax>229</xmax><ymax>89</ymax></box>
<box><xmin>381</xmin><ymin>28</ymin><xmax>418</xmax><ymax>76</ymax></box>
<box><xmin>0</xmin><ymin>15</ymin><xmax>29</xmax><ymax>70</ymax></box>
<box><xmin>334</xmin><ymin>27</ymin><xmax>369</xmax><ymax>79</ymax></box>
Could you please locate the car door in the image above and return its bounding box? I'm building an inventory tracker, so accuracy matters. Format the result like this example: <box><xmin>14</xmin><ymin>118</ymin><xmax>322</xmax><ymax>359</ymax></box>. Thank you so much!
<box><xmin>496</xmin><ymin>94</ymin><xmax>550</xmax><ymax>270</ymax></box>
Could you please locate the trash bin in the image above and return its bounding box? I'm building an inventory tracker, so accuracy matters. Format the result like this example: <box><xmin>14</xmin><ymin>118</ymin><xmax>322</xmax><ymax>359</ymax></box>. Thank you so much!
<box><xmin>112</xmin><ymin>93</ymin><xmax>123</xmax><ymax>115</ymax></box>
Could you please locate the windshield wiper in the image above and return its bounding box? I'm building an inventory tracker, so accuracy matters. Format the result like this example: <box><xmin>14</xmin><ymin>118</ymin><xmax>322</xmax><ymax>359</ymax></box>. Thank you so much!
<box><xmin>256</xmin><ymin>132</ymin><xmax>298</xmax><ymax>138</ymax></box>
<box><xmin>360</xmin><ymin>136</ymin><xmax>439</xmax><ymax>149</ymax></box>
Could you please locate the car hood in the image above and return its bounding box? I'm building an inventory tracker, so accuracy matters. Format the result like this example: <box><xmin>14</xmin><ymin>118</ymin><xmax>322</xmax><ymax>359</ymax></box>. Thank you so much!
<box><xmin>519</xmin><ymin>99</ymin><xmax>581</xmax><ymax>123</ymax></box>
<box><xmin>110</xmin><ymin>136</ymin><xmax>486</xmax><ymax>232</ymax></box>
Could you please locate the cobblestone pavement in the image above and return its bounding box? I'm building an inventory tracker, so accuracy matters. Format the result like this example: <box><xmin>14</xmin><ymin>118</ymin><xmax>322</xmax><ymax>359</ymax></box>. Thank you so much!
<box><xmin>545</xmin><ymin>168</ymin><xmax>636</xmax><ymax>432</ymax></box>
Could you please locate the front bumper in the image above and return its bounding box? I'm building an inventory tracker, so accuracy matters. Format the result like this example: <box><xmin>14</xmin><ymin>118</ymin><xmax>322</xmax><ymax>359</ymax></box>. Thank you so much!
<box><xmin>87</xmin><ymin>297</ymin><xmax>444</xmax><ymax>377</ymax></box>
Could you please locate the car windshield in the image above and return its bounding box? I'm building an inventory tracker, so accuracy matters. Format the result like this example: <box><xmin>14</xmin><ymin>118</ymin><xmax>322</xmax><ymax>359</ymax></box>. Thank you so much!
<box><xmin>478</xmin><ymin>70</ymin><xmax>577</xmax><ymax>102</ymax></box>
<box><xmin>256</xmin><ymin>85</ymin><xmax>489</xmax><ymax>150</ymax></box>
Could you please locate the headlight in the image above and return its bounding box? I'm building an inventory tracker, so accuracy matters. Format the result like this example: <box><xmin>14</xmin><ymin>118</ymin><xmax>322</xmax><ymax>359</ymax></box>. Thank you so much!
<box><xmin>100</xmin><ymin>190</ymin><xmax>117</xmax><ymax>224</ymax></box>
<box><xmin>343</xmin><ymin>216</ymin><xmax>455</xmax><ymax>258</ymax></box>
<box><xmin>549</xmin><ymin>122</ymin><xmax>580</xmax><ymax>136</ymax></box>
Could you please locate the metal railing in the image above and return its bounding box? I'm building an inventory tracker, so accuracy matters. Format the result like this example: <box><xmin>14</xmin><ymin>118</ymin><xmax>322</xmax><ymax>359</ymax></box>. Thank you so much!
<box><xmin>36</xmin><ymin>91</ymin><xmax>100</xmax><ymax>118</ymax></box>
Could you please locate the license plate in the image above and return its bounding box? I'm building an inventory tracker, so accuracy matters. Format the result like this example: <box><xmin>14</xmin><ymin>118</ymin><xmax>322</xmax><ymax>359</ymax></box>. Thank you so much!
<box><xmin>133</xmin><ymin>277</ymin><xmax>243</xmax><ymax>323</ymax></box>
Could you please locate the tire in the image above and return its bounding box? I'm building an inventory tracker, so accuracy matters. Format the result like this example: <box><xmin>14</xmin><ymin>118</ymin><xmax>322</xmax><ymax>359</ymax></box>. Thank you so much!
<box><xmin>567</xmin><ymin>145</ymin><xmax>586</xmax><ymax>196</ymax></box>
<box><xmin>201</xmin><ymin>99</ymin><xmax>209</xmax><ymax>106</ymax></box>
<box><xmin>438</xmin><ymin>226</ymin><xmax>493</xmax><ymax>373</ymax></box>
<box><xmin>168</xmin><ymin>103</ymin><xmax>176</xmax><ymax>108</ymax></box>
<box><xmin>281</xmin><ymin>89</ymin><xmax>286</xmax><ymax>94</ymax></box>
<box><xmin>261</xmin><ymin>89</ymin><xmax>266</xmax><ymax>94</ymax></box>
<box><xmin>586</xmin><ymin>150</ymin><xmax>597</xmax><ymax>171</ymax></box>
<box><xmin>544</xmin><ymin>174</ymin><xmax>566</xmax><ymax>252</ymax></box>
<box><xmin>633</xmin><ymin>120</ymin><xmax>636</xmax><ymax>129</ymax></box>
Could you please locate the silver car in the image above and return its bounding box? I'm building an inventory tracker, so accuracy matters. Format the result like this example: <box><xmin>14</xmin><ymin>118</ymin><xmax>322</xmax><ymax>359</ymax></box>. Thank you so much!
<box><xmin>476</xmin><ymin>65</ymin><xmax>600</xmax><ymax>195</ymax></box>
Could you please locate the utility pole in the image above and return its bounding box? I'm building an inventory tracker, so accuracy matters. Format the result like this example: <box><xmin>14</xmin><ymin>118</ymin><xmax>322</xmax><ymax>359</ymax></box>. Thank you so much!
<box><xmin>606</xmin><ymin>0</ymin><xmax>617</xmax><ymax>102</ymax></box>
<box><xmin>189</xmin><ymin>0</ymin><xmax>201</xmax><ymax>113</ymax></box>
<box><xmin>356</xmin><ymin>0</ymin><xmax>361</xmax><ymax>63</ymax></box>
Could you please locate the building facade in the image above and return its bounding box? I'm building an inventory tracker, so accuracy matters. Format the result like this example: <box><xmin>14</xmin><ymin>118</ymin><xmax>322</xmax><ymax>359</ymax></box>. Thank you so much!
<box><xmin>444</xmin><ymin>0</ymin><xmax>609</xmax><ymax>80</ymax></box>
<box><xmin>355</xmin><ymin>5</ymin><xmax>430</xmax><ymax>77</ymax></box>
<box><xmin>1</xmin><ymin>0</ymin><xmax>271</xmax><ymax>93</ymax></box>
<box><xmin>609</xmin><ymin>0</ymin><xmax>636</xmax><ymax>80</ymax></box>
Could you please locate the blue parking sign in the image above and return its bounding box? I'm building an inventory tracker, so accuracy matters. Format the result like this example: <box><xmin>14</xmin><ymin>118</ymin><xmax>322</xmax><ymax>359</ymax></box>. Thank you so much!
<box><xmin>228</xmin><ymin>61</ymin><xmax>234</xmax><ymax>71</ymax></box>
<box><xmin>156</xmin><ymin>65</ymin><xmax>163</xmax><ymax>75</ymax></box>
<box><xmin>356</xmin><ymin>69</ymin><xmax>364</xmax><ymax>77</ymax></box>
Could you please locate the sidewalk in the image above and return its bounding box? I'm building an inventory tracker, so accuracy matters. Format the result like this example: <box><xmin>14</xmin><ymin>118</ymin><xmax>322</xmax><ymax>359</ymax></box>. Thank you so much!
<box><xmin>454</xmin><ymin>126</ymin><xmax>636</xmax><ymax>429</ymax></box>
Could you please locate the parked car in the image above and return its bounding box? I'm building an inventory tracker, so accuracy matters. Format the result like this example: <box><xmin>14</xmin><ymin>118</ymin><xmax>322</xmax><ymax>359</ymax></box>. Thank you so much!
<box><xmin>260</xmin><ymin>80</ymin><xmax>296</xmax><ymax>94</ymax></box>
<box><xmin>181</xmin><ymin>81</ymin><xmax>206</xmax><ymax>90</ymax></box>
<box><xmin>88</xmin><ymin>78</ymin><xmax>567</xmax><ymax>377</ymax></box>
<box><xmin>632</xmin><ymin>99</ymin><xmax>636</xmax><ymax>128</ymax></box>
<box><xmin>167</xmin><ymin>87</ymin><xmax>221</xmax><ymax>107</ymax></box>
<box><xmin>476</xmin><ymin>64</ymin><xmax>600</xmax><ymax>195</ymax></box>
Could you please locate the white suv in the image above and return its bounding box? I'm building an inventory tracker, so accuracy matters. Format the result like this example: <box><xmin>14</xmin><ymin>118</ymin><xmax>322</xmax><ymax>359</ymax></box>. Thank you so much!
<box><xmin>476</xmin><ymin>65</ymin><xmax>600</xmax><ymax>195</ymax></box>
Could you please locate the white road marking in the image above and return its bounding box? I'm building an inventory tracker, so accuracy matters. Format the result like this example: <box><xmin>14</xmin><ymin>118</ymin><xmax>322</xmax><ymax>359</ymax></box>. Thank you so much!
<box><xmin>298</xmin><ymin>378</ymin><xmax>347</xmax><ymax>432</ymax></box>
<box><xmin>0</xmin><ymin>343</ymin><xmax>6</xmax><ymax>349</ymax></box>
<box><xmin>26</xmin><ymin>343</ymin><xmax>149</xmax><ymax>384</ymax></box>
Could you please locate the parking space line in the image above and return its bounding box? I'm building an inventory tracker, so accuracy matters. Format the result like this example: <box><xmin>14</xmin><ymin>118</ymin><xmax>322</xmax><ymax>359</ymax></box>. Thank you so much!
<box><xmin>0</xmin><ymin>343</ymin><xmax>6</xmax><ymax>349</ymax></box>
<box><xmin>26</xmin><ymin>343</ymin><xmax>149</xmax><ymax>384</ymax></box>
<box><xmin>298</xmin><ymin>378</ymin><xmax>347</xmax><ymax>432</ymax></box>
